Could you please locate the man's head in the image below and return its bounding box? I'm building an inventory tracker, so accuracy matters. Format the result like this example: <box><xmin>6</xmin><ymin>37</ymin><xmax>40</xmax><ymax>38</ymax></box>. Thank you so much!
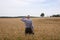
<box><xmin>26</xmin><ymin>15</ymin><xmax>30</xmax><ymax>19</ymax></box>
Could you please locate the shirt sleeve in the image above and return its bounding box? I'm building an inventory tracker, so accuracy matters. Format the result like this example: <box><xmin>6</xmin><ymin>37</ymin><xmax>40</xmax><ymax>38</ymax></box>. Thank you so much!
<box><xmin>21</xmin><ymin>17</ymin><xmax>26</xmax><ymax>22</ymax></box>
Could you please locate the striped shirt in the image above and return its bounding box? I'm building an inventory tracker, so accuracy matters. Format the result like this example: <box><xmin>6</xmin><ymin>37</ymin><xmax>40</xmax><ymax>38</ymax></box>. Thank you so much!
<box><xmin>21</xmin><ymin>18</ymin><xmax>33</xmax><ymax>28</ymax></box>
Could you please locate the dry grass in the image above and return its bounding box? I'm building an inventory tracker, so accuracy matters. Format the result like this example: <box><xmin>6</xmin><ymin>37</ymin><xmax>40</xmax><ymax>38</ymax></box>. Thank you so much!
<box><xmin>0</xmin><ymin>17</ymin><xmax>60</xmax><ymax>40</ymax></box>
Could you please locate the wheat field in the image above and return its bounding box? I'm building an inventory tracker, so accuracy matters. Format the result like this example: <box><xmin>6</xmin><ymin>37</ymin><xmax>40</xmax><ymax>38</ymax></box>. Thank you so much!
<box><xmin>0</xmin><ymin>17</ymin><xmax>60</xmax><ymax>40</ymax></box>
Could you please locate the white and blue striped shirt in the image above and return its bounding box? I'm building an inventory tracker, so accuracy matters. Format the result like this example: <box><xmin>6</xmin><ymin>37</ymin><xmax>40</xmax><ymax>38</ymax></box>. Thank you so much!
<box><xmin>21</xmin><ymin>18</ymin><xmax>33</xmax><ymax>28</ymax></box>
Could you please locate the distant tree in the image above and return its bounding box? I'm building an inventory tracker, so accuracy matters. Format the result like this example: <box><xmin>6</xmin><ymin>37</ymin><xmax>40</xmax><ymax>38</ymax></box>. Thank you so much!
<box><xmin>40</xmin><ymin>13</ymin><xmax>45</xmax><ymax>17</ymax></box>
<box><xmin>50</xmin><ymin>14</ymin><xmax>60</xmax><ymax>17</ymax></box>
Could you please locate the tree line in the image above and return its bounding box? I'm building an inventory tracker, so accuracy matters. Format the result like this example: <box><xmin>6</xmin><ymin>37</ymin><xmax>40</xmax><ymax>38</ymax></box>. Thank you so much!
<box><xmin>40</xmin><ymin>13</ymin><xmax>60</xmax><ymax>17</ymax></box>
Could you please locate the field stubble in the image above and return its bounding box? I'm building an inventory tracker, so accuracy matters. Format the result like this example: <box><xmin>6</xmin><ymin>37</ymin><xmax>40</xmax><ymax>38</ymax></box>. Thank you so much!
<box><xmin>0</xmin><ymin>18</ymin><xmax>60</xmax><ymax>40</ymax></box>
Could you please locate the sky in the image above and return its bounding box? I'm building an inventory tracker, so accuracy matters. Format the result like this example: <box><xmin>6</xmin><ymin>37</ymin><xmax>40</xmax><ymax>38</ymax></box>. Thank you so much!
<box><xmin>0</xmin><ymin>0</ymin><xmax>60</xmax><ymax>17</ymax></box>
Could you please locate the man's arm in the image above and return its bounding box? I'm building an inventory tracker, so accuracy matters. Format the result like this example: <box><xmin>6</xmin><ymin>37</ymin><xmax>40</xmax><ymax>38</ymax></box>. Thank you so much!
<box><xmin>31</xmin><ymin>21</ymin><xmax>34</xmax><ymax>30</ymax></box>
<box><xmin>21</xmin><ymin>17</ymin><xmax>26</xmax><ymax>22</ymax></box>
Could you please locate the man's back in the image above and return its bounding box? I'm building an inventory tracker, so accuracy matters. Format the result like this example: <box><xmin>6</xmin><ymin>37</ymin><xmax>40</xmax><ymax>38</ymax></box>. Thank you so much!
<box><xmin>22</xmin><ymin>18</ymin><xmax>33</xmax><ymax>28</ymax></box>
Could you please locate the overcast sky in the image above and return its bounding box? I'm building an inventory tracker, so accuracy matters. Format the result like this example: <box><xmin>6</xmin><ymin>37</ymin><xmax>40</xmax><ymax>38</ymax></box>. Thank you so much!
<box><xmin>0</xmin><ymin>0</ymin><xmax>60</xmax><ymax>16</ymax></box>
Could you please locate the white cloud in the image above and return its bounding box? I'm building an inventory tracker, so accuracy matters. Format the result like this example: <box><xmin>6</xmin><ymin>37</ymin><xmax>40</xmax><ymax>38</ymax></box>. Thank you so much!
<box><xmin>15</xmin><ymin>0</ymin><xmax>30</xmax><ymax>6</ymax></box>
<box><xmin>26</xmin><ymin>0</ymin><xmax>46</xmax><ymax>2</ymax></box>
<box><xmin>0</xmin><ymin>0</ymin><xmax>60</xmax><ymax>16</ymax></box>
<box><xmin>16</xmin><ymin>0</ymin><xmax>47</xmax><ymax>5</ymax></box>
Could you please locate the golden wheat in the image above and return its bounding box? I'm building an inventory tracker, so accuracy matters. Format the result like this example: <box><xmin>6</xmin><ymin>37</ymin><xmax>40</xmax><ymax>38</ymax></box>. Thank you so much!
<box><xmin>0</xmin><ymin>17</ymin><xmax>60</xmax><ymax>40</ymax></box>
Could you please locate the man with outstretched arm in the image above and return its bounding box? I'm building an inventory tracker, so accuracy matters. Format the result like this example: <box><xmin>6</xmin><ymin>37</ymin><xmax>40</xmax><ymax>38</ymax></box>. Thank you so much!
<box><xmin>21</xmin><ymin>15</ymin><xmax>34</xmax><ymax>35</ymax></box>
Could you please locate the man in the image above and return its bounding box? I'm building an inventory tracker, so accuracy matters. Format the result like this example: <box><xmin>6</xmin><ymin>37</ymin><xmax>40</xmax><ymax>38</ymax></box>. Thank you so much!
<box><xmin>21</xmin><ymin>15</ymin><xmax>34</xmax><ymax>35</ymax></box>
